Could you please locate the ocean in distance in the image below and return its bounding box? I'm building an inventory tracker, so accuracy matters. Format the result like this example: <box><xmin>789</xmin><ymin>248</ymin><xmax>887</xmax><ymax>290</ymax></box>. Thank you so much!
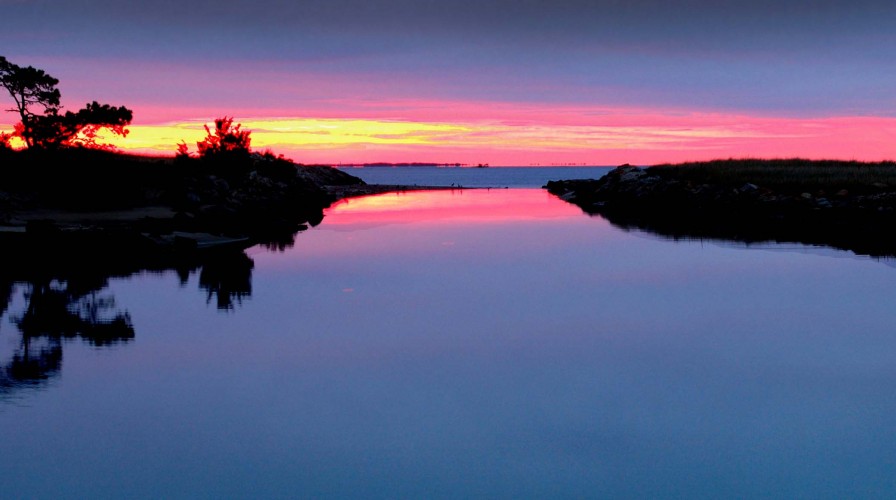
<box><xmin>337</xmin><ymin>165</ymin><xmax>615</xmax><ymax>188</ymax></box>
<box><xmin>2</xmin><ymin>179</ymin><xmax>896</xmax><ymax>497</ymax></box>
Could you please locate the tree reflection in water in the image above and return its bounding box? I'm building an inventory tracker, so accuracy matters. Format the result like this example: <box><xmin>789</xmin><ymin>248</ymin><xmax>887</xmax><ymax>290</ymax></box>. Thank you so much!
<box><xmin>199</xmin><ymin>251</ymin><xmax>254</xmax><ymax>310</ymax></box>
<box><xmin>0</xmin><ymin>244</ymin><xmax>257</xmax><ymax>399</ymax></box>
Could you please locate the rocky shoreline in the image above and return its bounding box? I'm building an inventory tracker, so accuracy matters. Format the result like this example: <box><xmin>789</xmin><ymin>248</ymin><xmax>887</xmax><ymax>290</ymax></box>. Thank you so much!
<box><xmin>546</xmin><ymin>163</ymin><xmax>896</xmax><ymax>257</ymax></box>
<box><xmin>0</xmin><ymin>149</ymin><xmax>455</xmax><ymax>255</ymax></box>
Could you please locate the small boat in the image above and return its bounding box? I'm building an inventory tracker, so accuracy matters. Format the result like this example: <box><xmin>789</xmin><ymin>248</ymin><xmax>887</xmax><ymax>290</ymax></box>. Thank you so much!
<box><xmin>142</xmin><ymin>231</ymin><xmax>251</xmax><ymax>251</ymax></box>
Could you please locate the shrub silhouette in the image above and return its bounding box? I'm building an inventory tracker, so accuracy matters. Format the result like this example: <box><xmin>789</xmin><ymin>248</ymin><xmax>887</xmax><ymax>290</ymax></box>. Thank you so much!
<box><xmin>182</xmin><ymin>116</ymin><xmax>258</xmax><ymax>181</ymax></box>
<box><xmin>196</xmin><ymin>117</ymin><xmax>251</xmax><ymax>159</ymax></box>
<box><xmin>0</xmin><ymin>130</ymin><xmax>13</xmax><ymax>150</ymax></box>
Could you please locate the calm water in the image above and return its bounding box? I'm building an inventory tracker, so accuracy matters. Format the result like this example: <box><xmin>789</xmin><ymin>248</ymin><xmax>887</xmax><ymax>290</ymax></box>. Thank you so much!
<box><xmin>337</xmin><ymin>165</ymin><xmax>614</xmax><ymax>188</ymax></box>
<box><xmin>3</xmin><ymin>188</ymin><xmax>896</xmax><ymax>498</ymax></box>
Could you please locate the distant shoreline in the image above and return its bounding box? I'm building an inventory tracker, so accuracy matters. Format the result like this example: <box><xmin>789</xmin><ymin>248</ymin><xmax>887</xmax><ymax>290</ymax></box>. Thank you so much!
<box><xmin>336</xmin><ymin>164</ymin><xmax>608</xmax><ymax>168</ymax></box>
<box><xmin>335</xmin><ymin>162</ymin><xmax>465</xmax><ymax>167</ymax></box>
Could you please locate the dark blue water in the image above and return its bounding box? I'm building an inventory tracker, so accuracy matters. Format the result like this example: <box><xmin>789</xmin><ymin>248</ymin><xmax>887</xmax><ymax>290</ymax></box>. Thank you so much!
<box><xmin>2</xmin><ymin>188</ymin><xmax>895</xmax><ymax>498</ymax></box>
<box><xmin>337</xmin><ymin>166</ymin><xmax>614</xmax><ymax>188</ymax></box>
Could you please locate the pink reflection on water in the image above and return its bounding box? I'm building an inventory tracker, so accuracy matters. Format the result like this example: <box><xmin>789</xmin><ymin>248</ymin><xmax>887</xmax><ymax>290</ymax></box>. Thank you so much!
<box><xmin>323</xmin><ymin>188</ymin><xmax>584</xmax><ymax>228</ymax></box>
<box><xmin>250</xmin><ymin>188</ymin><xmax>605</xmax><ymax>269</ymax></box>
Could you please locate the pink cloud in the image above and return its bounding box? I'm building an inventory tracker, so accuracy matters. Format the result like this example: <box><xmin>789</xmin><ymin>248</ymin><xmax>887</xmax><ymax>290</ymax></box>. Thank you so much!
<box><xmin>3</xmin><ymin>95</ymin><xmax>894</xmax><ymax>165</ymax></box>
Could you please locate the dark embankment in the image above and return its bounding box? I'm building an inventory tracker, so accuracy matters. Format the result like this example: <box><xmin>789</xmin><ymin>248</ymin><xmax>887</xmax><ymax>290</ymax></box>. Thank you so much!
<box><xmin>0</xmin><ymin>147</ymin><xmax>450</xmax><ymax>395</ymax></box>
<box><xmin>545</xmin><ymin>159</ymin><xmax>896</xmax><ymax>257</ymax></box>
<box><xmin>0</xmin><ymin>147</ymin><xmax>367</xmax><ymax>246</ymax></box>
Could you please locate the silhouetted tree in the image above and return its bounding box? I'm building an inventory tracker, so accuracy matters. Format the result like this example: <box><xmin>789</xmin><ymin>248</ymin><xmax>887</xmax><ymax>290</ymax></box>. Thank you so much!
<box><xmin>24</xmin><ymin>101</ymin><xmax>133</xmax><ymax>149</ymax></box>
<box><xmin>0</xmin><ymin>56</ymin><xmax>132</xmax><ymax>149</ymax></box>
<box><xmin>175</xmin><ymin>140</ymin><xmax>191</xmax><ymax>159</ymax></box>
<box><xmin>0</xmin><ymin>56</ymin><xmax>61</xmax><ymax>148</ymax></box>
<box><xmin>196</xmin><ymin>116</ymin><xmax>252</xmax><ymax>159</ymax></box>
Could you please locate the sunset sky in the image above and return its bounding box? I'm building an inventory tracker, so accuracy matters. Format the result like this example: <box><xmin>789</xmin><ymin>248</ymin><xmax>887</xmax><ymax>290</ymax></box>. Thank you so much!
<box><xmin>2</xmin><ymin>0</ymin><xmax>895</xmax><ymax>165</ymax></box>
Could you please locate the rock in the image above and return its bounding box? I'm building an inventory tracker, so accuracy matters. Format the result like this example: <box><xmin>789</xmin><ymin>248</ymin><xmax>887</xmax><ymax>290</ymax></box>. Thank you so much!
<box><xmin>200</xmin><ymin>204</ymin><xmax>239</xmax><ymax>218</ymax></box>
<box><xmin>618</xmin><ymin>166</ymin><xmax>647</xmax><ymax>183</ymax></box>
<box><xmin>26</xmin><ymin>219</ymin><xmax>58</xmax><ymax>234</ymax></box>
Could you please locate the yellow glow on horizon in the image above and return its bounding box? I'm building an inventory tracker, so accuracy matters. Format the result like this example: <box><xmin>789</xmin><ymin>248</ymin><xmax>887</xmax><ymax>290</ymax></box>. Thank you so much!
<box><xmin>82</xmin><ymin>118</ymin><xmax>475</xmax><ymax>154</ymax></box>
<box><xmin>88</xmin><ymin>116</ymin><xmax>774</xmax><ymax>156</ymax></box>
<box><xmin>3</xmin><ymin>112</ymin><xmax>890</xmax><ymax>164</ymax></box>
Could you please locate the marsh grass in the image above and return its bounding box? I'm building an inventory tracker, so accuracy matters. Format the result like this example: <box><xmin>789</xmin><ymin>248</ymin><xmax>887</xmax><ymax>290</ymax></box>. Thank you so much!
<box><xmin>648</xmin><ymin>159</ymin><xmax>896</xmax><ymax>193</ymax></box>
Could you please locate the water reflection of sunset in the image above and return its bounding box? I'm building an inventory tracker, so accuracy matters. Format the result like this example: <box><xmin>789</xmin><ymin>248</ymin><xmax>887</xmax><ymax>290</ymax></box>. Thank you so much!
<box><xmin>323</xmin><ymin>189</ymin><xmax>584</xmax><ymax>227</ymax></box>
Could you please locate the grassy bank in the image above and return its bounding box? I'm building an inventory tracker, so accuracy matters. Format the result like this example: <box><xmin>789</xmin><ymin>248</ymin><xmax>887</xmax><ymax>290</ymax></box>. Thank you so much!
<box><xmin>647</xmin><ymin>158</ymin><xmax>896</xmax><ymax>194</ymax></box>
<box><xmin>545</xmin><ymin>159</ymin><xmax>896</xmax><ymax>257</ymax></box>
